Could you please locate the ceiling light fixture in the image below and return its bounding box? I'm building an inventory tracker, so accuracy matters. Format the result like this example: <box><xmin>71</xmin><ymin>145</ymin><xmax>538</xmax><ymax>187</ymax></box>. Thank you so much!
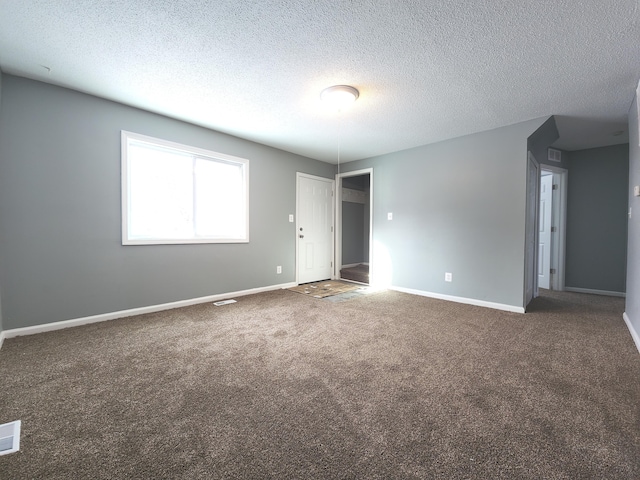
<box><xmin>320</xmin><ymin>85</ymin><xmax>359</xmax><ymax>111</ymax></box>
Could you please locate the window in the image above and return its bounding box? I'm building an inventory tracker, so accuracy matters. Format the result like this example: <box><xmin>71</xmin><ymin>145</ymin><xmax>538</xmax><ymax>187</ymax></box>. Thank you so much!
<box><xmin>122</xmin><ymin>131</ymin><xmax>249</xmax><ymax>244</ymax></box>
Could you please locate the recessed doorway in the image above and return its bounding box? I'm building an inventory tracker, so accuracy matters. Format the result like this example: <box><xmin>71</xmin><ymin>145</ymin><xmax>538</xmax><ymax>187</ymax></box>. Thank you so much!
<box><xmin>539</xmin><ymin>165</ymin><xmax>568</xmax><ymax>292</ymax></box>
<box><xmin>335</xmin><ymin>169</ymin><xmax>373</xmax><ymax>285</ymax></box>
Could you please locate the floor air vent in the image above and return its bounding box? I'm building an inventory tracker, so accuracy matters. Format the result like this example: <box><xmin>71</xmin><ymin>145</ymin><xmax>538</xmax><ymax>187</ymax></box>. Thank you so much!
<box><xmin>0</xmin><ymin>420</ymin><xmax>21</xmax><ymax>455</ymax></box>
<box><xmin>213</xmin><ymin>299</ymin><xmax>237</xmax><ymax>306</ymax></box>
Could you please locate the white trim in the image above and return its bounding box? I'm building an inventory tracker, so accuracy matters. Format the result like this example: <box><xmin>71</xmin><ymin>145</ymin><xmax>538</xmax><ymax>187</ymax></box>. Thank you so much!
<box><xmin>2</xmin><ymin>282</ymin><xmax>296</xmax><ymax>341</ymax></box>
<box><xmin>390</xmin><ymin>286</ymin><xmax>526</xmax><ymax>314</ymax></box>
<box><xmin>623</xmin><ymin>312</ymin><xmax>640</xmax><ymax>354</ymax></box>
<box><xmin>341</xmin><ymin>262</ymin><xmax>369</xmax><ymax>269</ymax></box>
<box><xmin>564</xmin><ymin>287</ymin><xmax>626</xmax><ymax>298</ymax></box>
<box><xmin>0</xmin><ymin>330</ymin><xmax>5</xmax><ymax>351</ymax></box>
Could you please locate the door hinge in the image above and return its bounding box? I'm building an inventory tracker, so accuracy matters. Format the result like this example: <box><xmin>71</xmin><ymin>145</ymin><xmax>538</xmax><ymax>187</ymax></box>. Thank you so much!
<box><xmin>330</xmin><ymin>262</ymin><xmax>333</xmax><ymax>267</ymax></box>
<box><xmin>552</xmin><ymin>184</ymin><xmax>559</xmax><ymax>190</ymax></box>
<box><xmin>551</xmin><ymin>226</ymin><xmax>557</xmax><ymax>233</ymax></box>
<box><xmin>331</xmin><ymin>226</ymin><xmax>334</xmax><ymax>232</ymax></box>
<box><xmin>550</xmin><ymin>268</ymin><xmax>556</xmax><ymax>275</ymax></box>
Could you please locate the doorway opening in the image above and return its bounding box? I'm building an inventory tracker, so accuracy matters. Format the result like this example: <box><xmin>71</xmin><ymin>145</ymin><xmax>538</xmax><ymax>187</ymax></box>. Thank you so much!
<box><xmin>539</xmin><ymin>166</ymin><xmax>568</xmax><ymax>292</ymax></box>
<box><xmin>335</xmin><ymin>168</ymin><xmax>373</xmax><ymax>285</ymax></box>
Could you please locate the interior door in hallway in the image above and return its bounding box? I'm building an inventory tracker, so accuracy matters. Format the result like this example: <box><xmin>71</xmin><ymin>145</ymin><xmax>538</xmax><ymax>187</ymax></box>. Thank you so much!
<box><xmin>538</xmin><ymin>172</ymin><xmax>553</xmax><ymax>289</ymax></box>
<box><xmin>297</xmin><ymin>174</ymin><xmax>333</xmax><ymax>284</ymax></box>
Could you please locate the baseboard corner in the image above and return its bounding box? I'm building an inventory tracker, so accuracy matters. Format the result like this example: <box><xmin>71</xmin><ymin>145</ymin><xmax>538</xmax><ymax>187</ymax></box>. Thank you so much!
<box><xmin>623</xmin><ymin>312</ymin><xmax>640</xmax><ymax>355</ymax></box>
<box><xmin>390</xmin><ymin>285</ymin><xmax>525</xmax><ymax>314</ymax></box>
<box><xmin>564</xmin><ymin>287</ymin><xmax>626</xmax><ymax>298</ymax></box>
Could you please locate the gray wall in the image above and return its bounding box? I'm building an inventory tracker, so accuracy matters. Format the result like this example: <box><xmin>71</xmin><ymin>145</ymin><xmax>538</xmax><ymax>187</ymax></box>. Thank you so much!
<box><xmin>342</xmin><ymin>202</ymin><xmax>366</xmax><ymax>265</ymax></box>
<box><xmin>341</xmin><ymin>117</ymin><xmax>548</xmax><ymax>309</ymax></box>
<box><xmin>565</xmin><ymin>145</ymin><xmax>629</xmax><ymax>293</ymax></box>
<box><xmin>528</xmin><ymin>116</ymin><xmax>563</xmax><ymax>168</ymax></box>
<box><xmin>0</xmin><ymin>76</ymin><xmax>334</xmax><ymax>329</ymax></box>
<box><xmin>626</xmin><ymin>96</ymin><xmax>640</xmax><ymax>335</ymax></box>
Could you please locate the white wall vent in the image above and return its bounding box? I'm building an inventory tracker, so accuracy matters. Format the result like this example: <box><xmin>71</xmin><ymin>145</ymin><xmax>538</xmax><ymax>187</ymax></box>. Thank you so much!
<box><xmin>548</xmin><ymin>148</ymin><xmax>562</xmax><ymax>163</ymax></box>
<box><xmin>0</xmin><ymin>420</ymin><xmax>21</xmax><ymax>455</ymax></box>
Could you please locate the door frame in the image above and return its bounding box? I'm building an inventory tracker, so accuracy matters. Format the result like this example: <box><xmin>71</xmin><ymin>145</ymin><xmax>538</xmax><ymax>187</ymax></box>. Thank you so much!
<box><xmin>334</xmin><ymin>168</ymin><xmax>373</xmax><ymax>281</ymax></box>
<box><xmin>541</xmin><ymin>164</ymin><xmax>568</xmax><ymax>291</ymax></box>
<box><xmin>295</xmin><ymin>172</ymin><xmax>335</xmax><ymax>285</ymax></box>
<box><xmin>524</xmin><ymin>152</ymin><xmax>540</xmax><ymax>308</ymax></box>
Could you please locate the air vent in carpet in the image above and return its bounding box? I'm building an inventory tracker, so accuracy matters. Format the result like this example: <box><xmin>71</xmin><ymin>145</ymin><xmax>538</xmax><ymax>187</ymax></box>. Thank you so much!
<box><xmin>213</xmin><ymin>299</ymin><xmax>237</xmax><ymax>306</ymax></box>
<box><xmin>0</xmin><ymin>420</ymin><xmax>21</xmax><ymax>455</ymax></box>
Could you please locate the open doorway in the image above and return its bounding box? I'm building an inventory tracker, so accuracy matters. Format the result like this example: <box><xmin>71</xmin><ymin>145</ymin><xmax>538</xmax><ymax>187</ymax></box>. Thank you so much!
<box><xmin>335</xmin><ymin>168</ymin><xmax>373</xmax><ymax>284</ymax></box>
<box><xmin>539</xmin><ymin>166</ymin><xmax>568</xmax><ymax>291</ymax></box>
<box><xmin>526</xmin><ymin>156</ymin><xmax>568</xmax><ymax>310</ymax></box>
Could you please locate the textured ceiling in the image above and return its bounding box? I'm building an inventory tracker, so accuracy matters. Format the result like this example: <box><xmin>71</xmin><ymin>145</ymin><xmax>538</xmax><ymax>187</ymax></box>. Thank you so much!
<box><xmin>1</xmin><ymin>1</ymin><xmax>639</xmax><ymax>163</ymax></box>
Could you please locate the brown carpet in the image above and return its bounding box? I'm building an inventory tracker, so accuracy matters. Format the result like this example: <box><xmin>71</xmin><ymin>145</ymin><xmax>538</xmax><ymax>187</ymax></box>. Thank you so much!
<box><xmin>0</xmin><ymin>289</ymin><xmax>639</xmax><ymax>479</ymax></box>
<box><xmin>288</xmin><ymin>280</ymin><xmax>361</xmax><ymax>298</ymax></box>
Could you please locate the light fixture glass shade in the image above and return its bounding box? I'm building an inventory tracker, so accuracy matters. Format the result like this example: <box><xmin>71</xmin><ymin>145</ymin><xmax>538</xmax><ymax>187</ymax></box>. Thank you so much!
<box><xmin>320</xmin><ymin>85</ymin><xmax>359</xmax><ymax>110</ymax></box>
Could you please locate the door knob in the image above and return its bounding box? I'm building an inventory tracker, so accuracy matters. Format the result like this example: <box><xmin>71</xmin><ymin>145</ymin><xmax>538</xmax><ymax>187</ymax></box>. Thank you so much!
<box><xmin>299</xmin><ymin>234</ymin><xmax>304</xmax><ymax>238</ymax></box>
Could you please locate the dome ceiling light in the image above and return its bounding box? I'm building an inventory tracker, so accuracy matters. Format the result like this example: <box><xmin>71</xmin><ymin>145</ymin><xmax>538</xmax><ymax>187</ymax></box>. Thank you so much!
<box><xmin>320</xmin><ymin>85</ymin><xmax>359</xmax><ymax>111</ymax></box>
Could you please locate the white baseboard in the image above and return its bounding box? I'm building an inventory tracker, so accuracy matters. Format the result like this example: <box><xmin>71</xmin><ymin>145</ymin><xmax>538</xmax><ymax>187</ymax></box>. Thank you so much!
<box><xmin>564</xmin><ymin>287</ymin><xmax>626</xmax><ymax>298</ymax></box>
<box><xmin>623</xmin><ymin>312</ymin><xmax>640</xmax><ymax>355</ymax></box>
<box><xmin>0</xmin><ymin>330</ymin><xmax>5</xmax><ymax>350</ymax></box>
<box><xmin>390</xmin><ymin>286</ymin><xmax>525</xmax><ymax>314</ymax></box>
<box><xmin>341</xmin><ymin>262</ymin><xmax>369</xmax><ymax>269</ymax></box>
<box><xmin>1</xmin><ymin>282</ymin><xmax>297</xmax><ymax>343</ymax></box>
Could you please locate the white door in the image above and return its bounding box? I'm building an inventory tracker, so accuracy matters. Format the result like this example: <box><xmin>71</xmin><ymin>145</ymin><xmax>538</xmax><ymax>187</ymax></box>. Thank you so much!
<box><xmin>297</xmin><ymin>174</ymin><xmax>334</xmax><ymax>284</ymax></box>
<box><xmin>538</xmin><ymin>173</ymin><xmax>553</xmax><ymax>289</ymax></box>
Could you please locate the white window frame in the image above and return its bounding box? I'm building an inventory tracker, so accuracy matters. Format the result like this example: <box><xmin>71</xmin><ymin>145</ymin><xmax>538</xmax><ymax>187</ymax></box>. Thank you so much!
<box><xmin>121</xmin><ymin>131</ymin><xmax>249</xmax><ymax>245</ymax></box>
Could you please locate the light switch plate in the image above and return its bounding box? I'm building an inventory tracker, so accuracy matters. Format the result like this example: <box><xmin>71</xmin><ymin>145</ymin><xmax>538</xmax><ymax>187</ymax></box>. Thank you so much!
<box><xmin>634</xmin><ymin>185</ymin><xmax>640</xmax><ymax>197</ymax></box>
<box><xmin>289</xmin><ymin>214</ymin><xmax>294</xmax><ymax>222</ymax></box>
<box><xmin>387</xmin><ymin>212</ymin><xmax>393</xmax><ymax>220</ymax></box>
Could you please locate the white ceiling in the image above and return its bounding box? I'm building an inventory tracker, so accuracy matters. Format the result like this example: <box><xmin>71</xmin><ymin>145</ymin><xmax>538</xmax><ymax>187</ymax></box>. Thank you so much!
<box><xmin>1</xmin><ymin>1</ymin><xmax>639</xmax><ymax>163</ymax></box>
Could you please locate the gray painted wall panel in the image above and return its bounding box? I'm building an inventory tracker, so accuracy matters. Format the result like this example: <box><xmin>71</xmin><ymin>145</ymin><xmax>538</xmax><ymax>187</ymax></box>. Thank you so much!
<box><xmin>626</xmin><ymin>96</ymin><xmax>640</xmax><ymax>333</ymax></box>
<box><xmin>565</xmin><ymin>145</ymin><xmax>629</xmax><ymax>293</ymax></box>
<box><xmin>341</xmin><ymin>118</ymin><xmax>547</xmax><ymax>309</ymax></box>
<box><xmin>342</xmin><ymin>202</ymin><xmax>366</xmax><ymax>265</ymax></box>
<box><xmin>528</xmin><ymin>116</ymin><xmax>562</xmax><ymax>168</ymax></box>
<box><xmin>0</xmin><ymin>76</ymin><xmax>333</xmax><ymax>329</ymax></box>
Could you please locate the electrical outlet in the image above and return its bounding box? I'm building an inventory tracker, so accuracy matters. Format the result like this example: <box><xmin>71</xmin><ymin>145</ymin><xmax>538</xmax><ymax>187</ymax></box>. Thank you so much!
<box><xmin>289</xmin><ymin>214</ymin><xmax>294</xmax><ymax>222</ymax></box>
<box><xmin>276</xmin><ymin>266</ymin><xmax>282</xmax><ymax>274</ymax></box>
<box><xmin>387</xmin><ymin>212</ymin><xmax>393</xmax><ymax>220</ymax></box>
<box><xmin>445</xmin><ymin>272</ymin><xmax>452</xmax><ymax>282</ymax></box>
